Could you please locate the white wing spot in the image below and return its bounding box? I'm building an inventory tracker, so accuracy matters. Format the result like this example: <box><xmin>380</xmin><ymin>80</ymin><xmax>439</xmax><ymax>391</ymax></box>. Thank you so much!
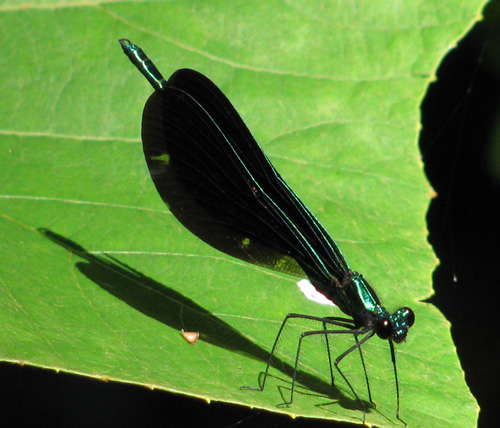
<box><xmin>297</xmin><ymin>279</ymin><xmax>336</xmax><ymax>306</ymax></box>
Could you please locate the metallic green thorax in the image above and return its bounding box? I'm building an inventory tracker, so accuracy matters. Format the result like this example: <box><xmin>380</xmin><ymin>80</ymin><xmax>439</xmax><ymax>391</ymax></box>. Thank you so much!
<box><xmin>325</xmin><ymin>272</ymin><xmax>381</xmax><ymax>320</ymax></box>
<box><xmin>316</xmin><ymin>272</ymin><xmax>412</xmax><ymax>343</ymax></box>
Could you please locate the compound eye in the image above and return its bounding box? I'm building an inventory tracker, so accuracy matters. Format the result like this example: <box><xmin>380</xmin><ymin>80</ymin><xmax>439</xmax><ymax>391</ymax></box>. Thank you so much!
<box><xmin>402</xmin><ymin>307</ymin><xmax>415</xmax><ymax>327</ymax></box>
<box><xmin>375</xmin><ymin>318</ymin><xmax>392</xmax><ymax>339</ymax></box>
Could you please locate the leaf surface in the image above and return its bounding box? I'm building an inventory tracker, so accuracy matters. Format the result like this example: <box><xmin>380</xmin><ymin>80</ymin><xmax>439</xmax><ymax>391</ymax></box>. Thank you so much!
<box><xmin>0</xmin><ymin>1</ymin><xmax>483</xmax><ymax>426</ymax></box>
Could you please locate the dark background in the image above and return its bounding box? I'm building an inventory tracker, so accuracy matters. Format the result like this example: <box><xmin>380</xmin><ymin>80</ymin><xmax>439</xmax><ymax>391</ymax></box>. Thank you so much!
<box><xmin>2</xmin><ymin>2</ymin><xmax>499</xmax><ymax>427</ymax></box>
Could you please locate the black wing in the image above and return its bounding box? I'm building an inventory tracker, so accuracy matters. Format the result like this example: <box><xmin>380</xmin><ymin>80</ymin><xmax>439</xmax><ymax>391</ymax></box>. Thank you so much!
<box><xmin>141</xmin><ymin>68</ymin><xmax>351</xmax><ymax>295</ymax></box>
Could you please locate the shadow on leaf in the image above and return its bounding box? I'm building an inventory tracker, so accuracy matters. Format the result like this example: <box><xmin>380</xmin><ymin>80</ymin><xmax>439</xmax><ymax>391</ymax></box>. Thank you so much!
<box><xmin>38</xmin><ymin>227</ymin><xmax>368</xmax><ymax>416</ymax></box>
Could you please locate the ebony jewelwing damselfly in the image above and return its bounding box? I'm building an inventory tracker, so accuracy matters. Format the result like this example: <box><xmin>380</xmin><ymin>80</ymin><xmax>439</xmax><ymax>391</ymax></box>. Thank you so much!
<box><xmin>119</xmin><ymin>38</ymin><xmax>415</xmax><ymax>425</ymax></box>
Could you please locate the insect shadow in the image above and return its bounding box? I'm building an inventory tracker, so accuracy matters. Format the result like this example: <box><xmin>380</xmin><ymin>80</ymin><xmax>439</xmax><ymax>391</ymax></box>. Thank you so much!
<box><xmin>38</xmin><ymin>227</ymin><xmax>368</xmax><ymax>417</ymax></box>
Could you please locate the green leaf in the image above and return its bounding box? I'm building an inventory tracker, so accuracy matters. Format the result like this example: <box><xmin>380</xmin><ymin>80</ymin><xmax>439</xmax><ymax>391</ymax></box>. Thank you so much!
<box><xmin>0</xmin><ymin>1</ymin><xmax>482</xmax><ymax>427</ymax></box>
